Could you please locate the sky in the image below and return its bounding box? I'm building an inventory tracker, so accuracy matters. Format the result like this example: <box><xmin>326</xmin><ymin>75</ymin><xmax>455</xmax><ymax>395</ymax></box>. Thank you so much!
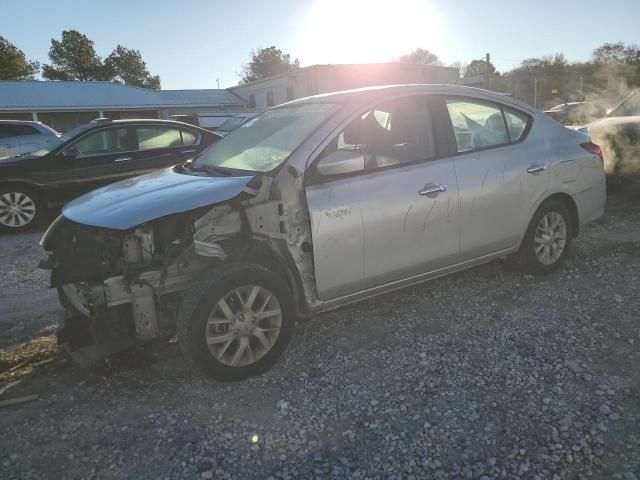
<box><xmin>3</xmin><ymin>0</ymin><xmax>639</xmax><ymax>90</ymax></box>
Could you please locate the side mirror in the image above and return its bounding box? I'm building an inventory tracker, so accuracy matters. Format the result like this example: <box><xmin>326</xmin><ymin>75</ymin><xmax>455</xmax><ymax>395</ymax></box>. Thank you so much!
<box><xmin>61</xmin><ymin>147</ymin><xmax>78</xmax><ymax>159</ymax></box>
<box><xmin>316</xmin><ymin>150</ymin><xmax>365</xmax><ymax>177</ymax></box>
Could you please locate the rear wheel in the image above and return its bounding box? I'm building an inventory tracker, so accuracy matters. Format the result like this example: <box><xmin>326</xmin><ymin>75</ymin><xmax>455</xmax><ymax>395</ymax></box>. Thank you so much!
<box><xmin>177</xmin><ymin>263</ymin><xmax>294</xmax><ymax>381</ymax></box>
<box><xmin>0</xmin><ymin>186</ymin><xmax>44</xmax><ymax>232</ymax></box>
<box><xmin>514</xmin><ymin>199</ymin><xmax>573</xmax><ymax>275</ymax></box>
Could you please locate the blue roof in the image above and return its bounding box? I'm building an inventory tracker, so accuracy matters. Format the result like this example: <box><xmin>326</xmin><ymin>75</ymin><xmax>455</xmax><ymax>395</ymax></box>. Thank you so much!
<box><xmin>0</xmin><ymin>81</ymin><xmax>244</xmax><ymax>111</ymax></box>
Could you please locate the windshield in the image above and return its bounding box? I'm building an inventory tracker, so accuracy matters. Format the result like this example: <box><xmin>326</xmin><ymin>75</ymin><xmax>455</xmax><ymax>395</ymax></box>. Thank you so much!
<box><xmin>608</xmin><ymin>90</ymin><xmax>640</xmax><ymax>117</ymax></box>
<box><xmin>27</xmin><ymin>123</ymin><xmax>94</xmax><ymax>157</ymax></box>
<box><xmin>193</xmin><ymin>103</ymin><xmax>336</xmax><ymax>173</ymax></box>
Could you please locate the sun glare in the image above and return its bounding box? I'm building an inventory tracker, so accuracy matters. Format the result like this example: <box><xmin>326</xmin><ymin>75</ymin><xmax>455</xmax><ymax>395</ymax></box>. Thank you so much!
<box><xmin>302</xmin><ymin>0</ymin><xmax>445</xmax><ymax>65</ymax></box>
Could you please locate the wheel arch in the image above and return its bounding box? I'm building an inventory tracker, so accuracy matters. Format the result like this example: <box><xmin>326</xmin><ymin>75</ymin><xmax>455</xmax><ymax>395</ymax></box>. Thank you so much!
<box><xmin>231</xmin><ymin>239</ymin><xmax>306</xmax><ymax>317</ymax></box>
<box><xmin>0</xmin><ymin>180</ymin><xmax>47</xmax><ymax>204</ymax></box>
<box><xmin>542</xmin><ymin>192</ymin><xmax>580</xmax><ymax>237</ymax></box>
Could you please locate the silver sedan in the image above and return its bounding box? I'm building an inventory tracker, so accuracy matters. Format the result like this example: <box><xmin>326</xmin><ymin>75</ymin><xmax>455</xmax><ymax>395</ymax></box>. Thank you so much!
<box><xmin>44</xmin><ymin>84</ymin><xmax>606</xmax><ymax>380</ymax></box>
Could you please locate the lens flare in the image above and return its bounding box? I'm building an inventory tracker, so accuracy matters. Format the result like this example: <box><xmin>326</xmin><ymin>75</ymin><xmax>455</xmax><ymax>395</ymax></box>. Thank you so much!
<box><xmin>302</xmin><ymin>0</ymin><xmax>446</xmax><ymax>65</ymax></box>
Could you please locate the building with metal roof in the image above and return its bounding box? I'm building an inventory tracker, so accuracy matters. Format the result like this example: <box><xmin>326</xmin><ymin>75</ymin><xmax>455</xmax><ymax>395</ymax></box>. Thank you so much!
<box><xmin>230</xmin><ymin>63</ymin><xmax>460</xmax><ymax>110</ymax></box>
<box><xmin>0</xmin><ymin>81</ymin><xmax>247</xmax><ymax>132</ymax></box>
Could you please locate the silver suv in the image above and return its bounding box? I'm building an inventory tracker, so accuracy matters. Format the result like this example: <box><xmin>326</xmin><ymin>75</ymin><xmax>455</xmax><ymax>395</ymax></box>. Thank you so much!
<box><xmin>0</xmin><ymin>120</ymin><xmax>59</xmax><ymax>159</ymax></box>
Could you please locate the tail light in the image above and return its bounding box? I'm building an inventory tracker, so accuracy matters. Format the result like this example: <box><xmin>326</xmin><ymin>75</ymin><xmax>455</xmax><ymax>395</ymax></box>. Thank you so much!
<box><xmin>580</xmin><ymin>142</ymin><xmax>604</xmax><ymax>165</ymax></box>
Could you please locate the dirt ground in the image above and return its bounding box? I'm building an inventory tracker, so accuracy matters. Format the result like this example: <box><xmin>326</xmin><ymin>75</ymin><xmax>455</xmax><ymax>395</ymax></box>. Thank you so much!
<box><xmin>0</xmin><ymin>188</ymin><xmax>638</xmax><ymax>480</ymax></box>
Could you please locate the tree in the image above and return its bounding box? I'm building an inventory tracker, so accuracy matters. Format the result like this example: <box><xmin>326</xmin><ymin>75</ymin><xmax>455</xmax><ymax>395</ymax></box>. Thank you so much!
<box><xmin>463</xmin><ymin>59</ymin><xmax>496</xmax><ymax>78</ymax></box>
<box><xmin>0</xmin><ymin>36</ymin><xmax>39</xmax><ymax>80</ymax></box>
<box><xmin>42</xmin><ymin>30</ymin><xmax>106</xmax><ymax>81</ymax></box>
<box><xmin>104</xmin><ymin>45</ymin><xmax>160</xmax><ymax>89</ymax></box>
<box><xmin>397</xmin><ymin>48</ymin><xmax>441</xmax><ymax>65</ymax></box>
<box><xmin>239</xmin><ymin>46</ymin><xmax>299</xmax><ymax>84</ymax></box>
<box><xmin>593</xmin><ymin>42</ymin><xmax>640</xmax><ymax>64</ymax></box>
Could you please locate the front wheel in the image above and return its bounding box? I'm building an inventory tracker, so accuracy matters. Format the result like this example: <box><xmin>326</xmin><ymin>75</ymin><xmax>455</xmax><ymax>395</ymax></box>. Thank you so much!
<box><xmin>177</xmin><ymin>264</ymin><xmax>294</xmax><ymax>381</ymax></box>
<box><xmin>513</xmin><ymin>199</ymin><xmax>573</xmax><ymax>275</ymax></box>
<box><xmin>0</xmin><ymin>186</ymin><xmax>44</xmax><ymax>231</ymax></box>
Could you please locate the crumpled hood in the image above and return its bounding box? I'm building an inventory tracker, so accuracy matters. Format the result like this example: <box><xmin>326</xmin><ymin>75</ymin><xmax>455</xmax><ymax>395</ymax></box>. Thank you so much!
<box><xmin>63</xmin><ymin>167</ymin><xmax>254</xmax><ymax>230</ymax></box>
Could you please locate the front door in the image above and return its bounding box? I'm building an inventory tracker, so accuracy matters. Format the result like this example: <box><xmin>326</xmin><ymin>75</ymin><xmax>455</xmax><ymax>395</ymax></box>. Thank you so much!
<box><xmin>305</xmin><ymin>95</ymin><xmax>460</xmax><ymax>300</ymax></box>
<box><xmin>44</xmin><ymin>125</ymin><xmax>137</xmax><ymax>204</ymax></box>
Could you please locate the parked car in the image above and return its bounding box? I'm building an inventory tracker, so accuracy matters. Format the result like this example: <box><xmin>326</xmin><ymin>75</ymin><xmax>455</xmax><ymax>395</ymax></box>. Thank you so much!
<box><xmin>544</xmin><ymin>102</ymin><xmax>605</xmax><ymax>125</ymax></box>
<box><xmin>0</xmin><ymin>120</ymin><xmax>60</xmax><ymax>159</ymax></box>
<box><xmin>0</xmin><ymin>118</ymin><xmax>220</xmax><ymax>231</ymax></box>
<box><xmin>215</xmin><ymin>113</ymin><xmax>260</xmax><ymax>136</ymax></box>
<box><xmin>41</xmin><ymin>85</ymin><xmax>606</xmax><ymax>380</ymax></box>
<box><xmin>579</xmin><ymin>90</ymin><xmax>640</xmax><ymax>175</ymax></box>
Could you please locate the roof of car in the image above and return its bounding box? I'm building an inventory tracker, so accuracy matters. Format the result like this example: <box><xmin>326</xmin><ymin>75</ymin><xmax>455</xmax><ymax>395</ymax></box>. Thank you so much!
<box><xmin>283</xmin><ymin>84</ymin><xmax>536</xmax><ymax>113</ymax></box>
<box><xmin>85</xmin><ymin>118</ymin><xmax>214</xmax><ymax>131</ymax></box>
<box><xmin>0</xmin><ymin>119</ymin><xmax>46</xmax><ymax>125</ymax></box>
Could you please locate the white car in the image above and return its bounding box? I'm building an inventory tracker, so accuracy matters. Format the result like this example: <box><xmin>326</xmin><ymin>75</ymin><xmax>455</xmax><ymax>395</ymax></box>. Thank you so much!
<box><xmin>0</xmin><ymin>120</ymin><xmax>60</xmax><ymax>159</ymax></box>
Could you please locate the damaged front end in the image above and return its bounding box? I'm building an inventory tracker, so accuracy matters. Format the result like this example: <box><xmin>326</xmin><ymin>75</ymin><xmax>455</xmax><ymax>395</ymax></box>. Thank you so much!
<box><xmin>40</xmin><ymin>172</ymin><xmax>296</xmax><ymax>367</ymax></box>
<box><xmin>41</xmin><ymin>213</ymin><xmax>212</xmax><ymax>365</ymax></box>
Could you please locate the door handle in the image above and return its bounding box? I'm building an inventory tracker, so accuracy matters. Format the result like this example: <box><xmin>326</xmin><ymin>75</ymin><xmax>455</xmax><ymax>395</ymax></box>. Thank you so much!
<box><xmin>527</xmin><ymin>163</ymin><xmax>547</xmax><ymax>174</ymax></box>
<box><xmin>114</xmin><ymin>157</ymin><xmax>132</xmax><ymax>162</ymax></box>
<box><xmin>181</xmin><ymin>149</ymin><xmax>198</xmax><ymax>154</ymax></box>
<box><xmin>419</xmin><ymin>184</ymin><xmax>447</xmax><ymax>196</ymax></box>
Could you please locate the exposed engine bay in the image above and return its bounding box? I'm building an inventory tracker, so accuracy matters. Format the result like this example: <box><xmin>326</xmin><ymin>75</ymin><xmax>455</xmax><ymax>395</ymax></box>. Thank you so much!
<box><xmin>41</xmin><ymin>175</ymin><xmax>316</xmax><ymax>366</ymax></box>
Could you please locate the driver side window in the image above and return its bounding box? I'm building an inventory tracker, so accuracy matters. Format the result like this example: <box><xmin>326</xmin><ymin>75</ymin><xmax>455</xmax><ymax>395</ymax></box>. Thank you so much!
<box><xmin>323</xmin><ymin>95</ymin><xmax>436</xmax><ymax>171</ymax></box>
<box><xmin>73</xmin><ymin>127</ymin><xmax>131</xmax><ymax>157</ymax></box>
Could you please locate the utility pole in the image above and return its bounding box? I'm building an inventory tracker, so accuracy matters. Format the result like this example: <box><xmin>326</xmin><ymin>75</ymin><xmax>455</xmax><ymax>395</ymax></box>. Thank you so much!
<box><xmin>216</xmin><ymin>78</ymin><xmax>220</xmax><ymax>89</ymax></box>
<box><xmin>533</xmin><ymin>77</ymin><xmax>538</xmax><ymax>109</ymax></box>
<box><xmin>485</xmin><ymin>52</ymin><xmax>491</xmax><ymax>90</ymax></box>
<box><xmin>578</xmin><ymin>76</ymin><xmax>583</xmax><ymax>101</ymax></box>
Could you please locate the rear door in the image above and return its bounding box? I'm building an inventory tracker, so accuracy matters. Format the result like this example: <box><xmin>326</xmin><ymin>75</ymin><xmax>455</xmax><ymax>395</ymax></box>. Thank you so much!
<box><xmin>44</xmin><ymin>125</ymin><xmax>137</xmax><ymax>202</ymax></box>
<box><xmin>305</xmin><ymin>95</ymin><xmax>460</xmax><ymax>299</ymax></box>
<box><xmin>129</xmin><ymin>124</ymin><xmax>204</xmax><ymax>174</ymax></box>
<box><xmin>435</xmin><ymin>96</ymin><xmax>548</xmax><ymax>260</ymax></box>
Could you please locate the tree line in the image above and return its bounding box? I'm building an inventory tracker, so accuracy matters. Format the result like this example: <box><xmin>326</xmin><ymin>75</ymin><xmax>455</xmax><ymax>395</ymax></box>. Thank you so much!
<box><xmin>0</xmin><ymin>30</ymin><xmax>160</xmax><ymax>89</ymax></box>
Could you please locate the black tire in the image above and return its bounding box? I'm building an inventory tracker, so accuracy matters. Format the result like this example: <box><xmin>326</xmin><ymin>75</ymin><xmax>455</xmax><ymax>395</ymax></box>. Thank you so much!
<box><xmin>513</xmin><ymin>199</ymin><xmax>573</xmax><ymax>275</ymax></box>
<box><xmin>177</xmin><ymin>263</ymin><xmax>295</xmax><ymax>381</ymax></box>
<box><xmin>0</xmin><ymin>185</ymin><xmax>45</xmax><ymax>232</ymax></box>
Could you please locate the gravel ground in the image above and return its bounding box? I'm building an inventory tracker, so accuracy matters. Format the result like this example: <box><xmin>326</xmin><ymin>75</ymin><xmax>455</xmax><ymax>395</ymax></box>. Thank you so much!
<box><xmin>0</xmin><ymin>190</ymin><xmax>638</xmax><ymax>480</ymax></box>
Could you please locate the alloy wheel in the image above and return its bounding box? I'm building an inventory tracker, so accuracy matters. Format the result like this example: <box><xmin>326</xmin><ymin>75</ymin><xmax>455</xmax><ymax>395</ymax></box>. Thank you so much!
<box><xmin>0</xmin><ymin>191</ymin><xmax>37</xmax><ymax>228</ymax></box>
<box><xmin>205</xmin><ymin>285</ymin><xmax>283</xmax><ymax>367</ymax></box>
<box><xmin>534</xmin><ymin>211</ymin><xmax>567</xmax><ymax>265</ymax></box>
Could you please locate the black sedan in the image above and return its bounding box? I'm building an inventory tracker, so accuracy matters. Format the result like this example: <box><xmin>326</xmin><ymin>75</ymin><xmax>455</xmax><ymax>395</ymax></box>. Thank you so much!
<box><xmin>0</xmin><ymin>118</ymin><xmax>220</xmax><ymax>231</ymax></box>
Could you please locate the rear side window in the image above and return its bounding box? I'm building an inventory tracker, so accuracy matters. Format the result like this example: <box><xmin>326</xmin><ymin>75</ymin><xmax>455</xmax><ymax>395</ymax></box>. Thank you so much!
<box><xmin>446</xmin><ymin>99</ymin><xmax>508</xmax><ymax>152</ymax></box>
<box><xmin>503</xmin><ymin>108</ymin><xmax>529</xmax><ymax>142</ymax></box>
<box><xmin>180</xmin><ymin>129</ymin><xmax>198</xmax><ymax>145</ymax></box>
<box><xmin>135</xmin><ymin>126</ymin><xmax>184</xmax><ymax>150</ymax></box>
